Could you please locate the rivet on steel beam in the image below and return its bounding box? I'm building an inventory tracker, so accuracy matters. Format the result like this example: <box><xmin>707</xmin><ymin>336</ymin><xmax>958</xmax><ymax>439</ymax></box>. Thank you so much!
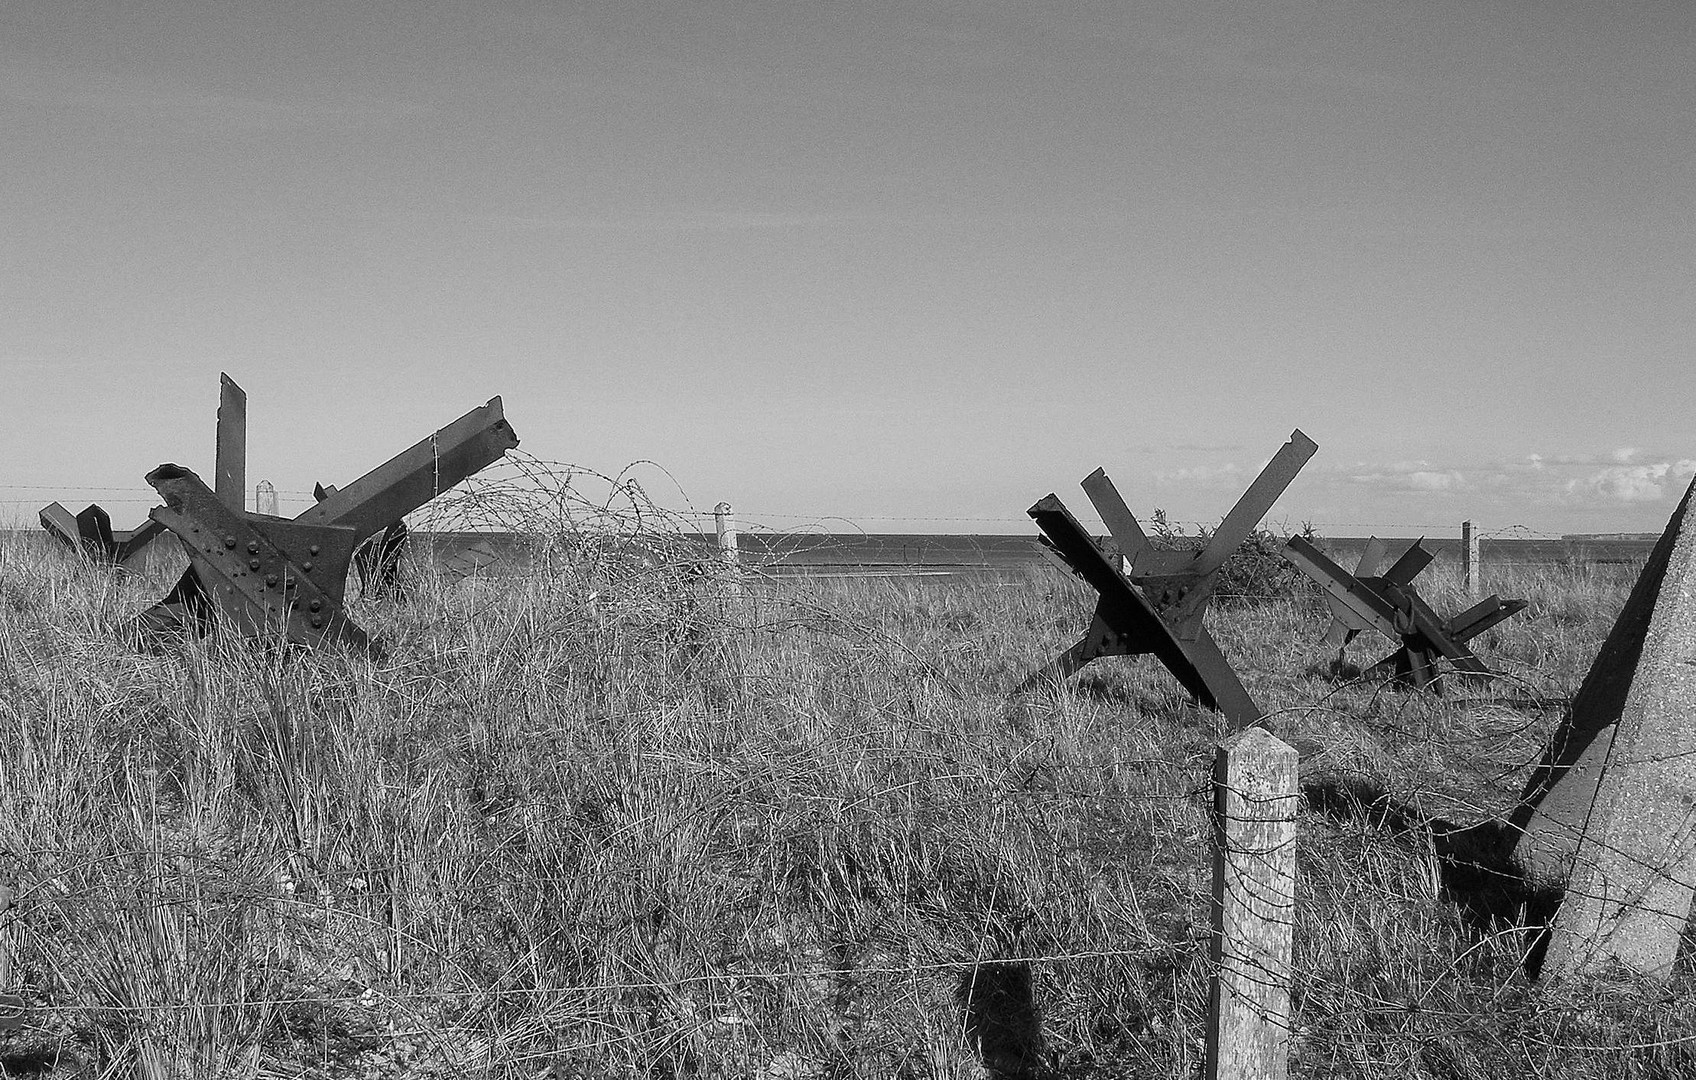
<box><xmin>249</xmin><ymin>559</ymin><xmax>261</xmax><ymax>570</ymax></box>
<box><xmin>247</xmin><ymin>541</ymin><xmax>260</xmax><ymax>554</ymax></box>
<box><xmin>303</xmin><ymin>562</ymin><xmax>313</xmax><ymax>572</ymax></box>
<box><xmin>266</xmin><ymin>574</ymin><xmax>278</xmax><ymax>587</ymax></box>
<box><xmin>224</xmin><ymin>535</ymin><xmax>237</xmax><ymax>548</ymax></box>
<box><xmin>310</xmin><ymin>615</ymin><xmax>323</xmax><ymax>628</ymax></box>
<box><xmin>309</xmin><ymin>599</ymin><xmax>322</xmax><ymax>612</ymax></box>
<box><xmin>309</xmin><ymin>545</ymin><xmax>320</xmax><ymax>556</ymax></box>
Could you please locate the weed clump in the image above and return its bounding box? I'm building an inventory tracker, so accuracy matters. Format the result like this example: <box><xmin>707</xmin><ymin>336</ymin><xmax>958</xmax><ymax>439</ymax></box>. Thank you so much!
<box><xmin>1144</xmin><ymin>508</ymin><xmax>1321</xmax><ymax>608</ymax></box>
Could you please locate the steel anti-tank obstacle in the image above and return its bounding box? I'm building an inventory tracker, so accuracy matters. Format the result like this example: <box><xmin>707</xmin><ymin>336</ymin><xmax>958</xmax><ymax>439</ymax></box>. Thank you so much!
<box><xmin>1017</xmin><ymin>430</ymin><xmax>1318</xmax><ymax>728</ymax></box>
<box><xmin>1282</xmin><ymin>535</ymin><xmax>1525</xmax><ymax>688</ymax></box>
<box><xmin>137</xmin><ymin>389</ymin><xmax>519</xmax><ymax>650</ymax></box>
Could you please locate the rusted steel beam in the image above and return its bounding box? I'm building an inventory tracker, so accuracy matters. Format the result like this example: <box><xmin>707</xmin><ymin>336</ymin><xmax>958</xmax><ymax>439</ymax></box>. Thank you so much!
<box><xmin>216</xmin><ymin>373</ymin><xmax>247</xmax><ymax>511</ymax></box>
<box><xmin>39</xmin><ymin>502</ymin><xmax>81</xmax><ymax>549</ymax></box>
<box><xmin>294</xmin><ymin>397</ymin><xmax>517</xmax><ymax>547</ymax></box>
<box><xmin>1284</xmin><ymin>537</ymin><xmax>1403</xmax><ymax>639</ymax></box>
<box><xmin>1379</xmin><ymin>541</ymin><xmax>1436</xmax><ymax>587</ymax></box>
<box><xmin>1081</xmin><ymin>468</ymin><xmax>1153</xmax><ymax>571</ymax></box>
<box><xmin>1190</xmin><ymin>430</ymin><xmax>1318</xmax><ymax>579</ymax></box>
<box><xmin>1323</xmin><ymin>537</ymin><xmax>1387</xmax><ymax>648</ymax></box>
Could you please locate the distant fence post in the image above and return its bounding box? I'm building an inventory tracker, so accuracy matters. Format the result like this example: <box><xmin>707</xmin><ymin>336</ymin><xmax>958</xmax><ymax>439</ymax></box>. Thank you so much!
<box><xmin>0</xmin><ymin>881</ymin><xmax>19</xmax><ymax>1035</ymax></box>
<box><xmin>0</xmin><ymin>882</ymin><xmax>12</xmax><ymax>987</ymax></box>
<box><xmin>1206</xmin><ymin>727</ymin><xmax>1298</xmax><ymax>1080</ymax></box>
<box><xmin>714</xmin><ymin>501</ymin><xmax>743</xmax><ymax>600</ymax></box>
<box><xmin>1462</xmin><ymin>520</ymin><xmax>1481</xmax><ymax>600</ymax></box>
<box><xmin>255</xmin><ymin>480</ymin><xmax>279</xmax><ymax>517</ymax></box>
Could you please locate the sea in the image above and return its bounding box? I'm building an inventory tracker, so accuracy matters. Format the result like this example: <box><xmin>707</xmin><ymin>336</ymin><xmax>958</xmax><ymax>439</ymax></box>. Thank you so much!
<box><xmin>644</xmin><ymin>532</ymin><xmax>1657</xmax><ymax>579</ymax></box>
<box><xmin>730</xmin><ymin>533</ymin><xmax>1657</xmax><ymax>578</ymax></box>
<box><xmin>14</xmin><ymin>527</ymin><xmax>1659</xmax><ymax>581</ymax></box>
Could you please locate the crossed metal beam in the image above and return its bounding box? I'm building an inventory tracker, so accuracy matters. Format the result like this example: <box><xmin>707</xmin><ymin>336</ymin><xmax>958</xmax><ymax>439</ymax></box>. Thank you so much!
<box><xmin>38</xmin><ymin>501</ymin><xmax>166</xmax><ymax>567</ymax></box>
<box><xmin>136</xmin><ymin>387</ymin><xmax>519</xmax><ymax>650</ymax></box>
<box><xmin>1017</xmin><ymin>430</ymin><xmax>1318</xmax><ymax>728</ymax></box>
<box><xmin>1283</xmin><ymin>535</ymin><xmax>1525</xmax><ymax>689</ymax></box>
<box><xmin>37</xmin><ymin>374</ymin><xmax>250</xmax><ymax>568</ymax></box>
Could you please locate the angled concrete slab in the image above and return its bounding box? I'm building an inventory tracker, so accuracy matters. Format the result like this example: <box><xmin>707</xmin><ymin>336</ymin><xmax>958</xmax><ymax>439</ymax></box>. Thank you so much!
<box><xmin>1510</xmin><ymin>474</ymin><xmax>1696</xmax><ymax>977</ymax></box>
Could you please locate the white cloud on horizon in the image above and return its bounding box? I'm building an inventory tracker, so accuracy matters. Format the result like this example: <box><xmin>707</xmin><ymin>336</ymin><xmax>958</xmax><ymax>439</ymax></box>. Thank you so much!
<box><xmin>1571</xmin><ymin>459</ymin><xmax>1696</xmax><ymax>504</ymax></box>
<box><xmin>1152</xmin><ymin>461</ymin><xmax>1245</xmax><ymax>486</ymax></box>
<box><xmin>1313</xmin><ymin>451</ymin><xmax>1696</xmax><ymax>515</ymax></box>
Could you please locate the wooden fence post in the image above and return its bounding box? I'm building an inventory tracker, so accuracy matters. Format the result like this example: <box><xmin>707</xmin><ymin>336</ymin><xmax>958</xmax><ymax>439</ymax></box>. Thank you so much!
<box><xmin>714</xmin><ymin>501</ymin><xmax>742</xmax><ymax>600</ymax></box>
<box><xmin>1206</xmin><ymin>727</ymin><xmax>1298</xmax><ymax>1080</ymax></box>
<box><xmin>0</xmin><ymin>882</ymin><xmax>20</xmax><ymax>1034</ymax></box>
<box><xmin>1462</xmin><ymin>520</ymin><xmax>1481</xmax><ymax>600</ymax></box>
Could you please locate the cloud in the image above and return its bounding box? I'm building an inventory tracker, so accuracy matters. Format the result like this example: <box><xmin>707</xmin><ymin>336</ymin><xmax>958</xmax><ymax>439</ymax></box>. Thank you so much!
<box><xmin>1153</xmin><ymin>461</ymin><xmax>1245</xmax><ymax>486</ymax></box>
<box><xmin>1572</xmin><ymin>459</ymin><xmax>1696</xmax><ymax>503</ymax></box>
<box><xmin>1335</xmin><ymin>460</ymin><xmax>1468</xmax><ymax>496</ymax></box>
<box><xmin>1407</xmin><ymin>471</ymin><xmax>1464</xmax><ymax>492</ymax></box>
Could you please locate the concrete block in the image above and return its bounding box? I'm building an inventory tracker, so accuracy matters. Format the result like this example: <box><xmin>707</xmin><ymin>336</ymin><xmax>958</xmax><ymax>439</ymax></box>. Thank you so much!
<box><xmin>1511</xmin><ymin>474</ymin><xmax>1696</xmax><ymax>977</ymax></box>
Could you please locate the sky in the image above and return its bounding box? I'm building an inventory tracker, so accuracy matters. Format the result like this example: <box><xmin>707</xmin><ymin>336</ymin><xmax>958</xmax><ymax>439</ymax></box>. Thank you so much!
<box><xmin>3</xmin><ymin>0</ymin><xmax>1692</xmax><ymax>540</ymax></box>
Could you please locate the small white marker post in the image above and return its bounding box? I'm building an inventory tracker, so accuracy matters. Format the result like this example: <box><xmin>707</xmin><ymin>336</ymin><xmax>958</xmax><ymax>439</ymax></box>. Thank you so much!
<box><xmin>715</xmin><ymin>501</ymin><xmax>743</xmax><ymax>601</ymax></box>
<box><xmin>1462</xmin><ymin>520</ymin><xmax>1481</xmax><ymax>600</ymax></box>
<box><xmin>1206</xmin><ymin>727</ymin><xmax>1298</xmax><ymax>1080</ymax></box>
<box><xmin>255</xmin><ymin>480</ymin><xmax>279</xmax><ymax>517</ymax></box>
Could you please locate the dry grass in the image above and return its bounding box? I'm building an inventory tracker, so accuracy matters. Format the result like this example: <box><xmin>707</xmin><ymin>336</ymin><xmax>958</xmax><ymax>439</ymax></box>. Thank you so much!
<box><xmin>0</xmin><ymin>526</ymin><xmax>1691</xmax><ymax>1078</ymax></box>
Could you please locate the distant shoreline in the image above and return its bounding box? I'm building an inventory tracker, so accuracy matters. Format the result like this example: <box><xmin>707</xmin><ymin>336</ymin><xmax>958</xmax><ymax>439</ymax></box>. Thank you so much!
<box><xmin>7</xmin><ymin>528</ymin><xmax>1657</xmax><ymax>576</ymax></box>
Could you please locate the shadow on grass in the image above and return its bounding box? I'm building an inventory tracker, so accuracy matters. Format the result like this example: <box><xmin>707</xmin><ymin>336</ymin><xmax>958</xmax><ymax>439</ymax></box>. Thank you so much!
<box><xmin>1302</xmin><ymin>775</ymin><xmax>1563</xmax><ymax>974</ymax></box>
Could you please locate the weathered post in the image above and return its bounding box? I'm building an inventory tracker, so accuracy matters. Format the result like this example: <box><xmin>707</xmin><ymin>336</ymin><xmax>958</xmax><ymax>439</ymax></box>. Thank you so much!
<box><xmin>0</xmin><ymin>882</ymin><xmax>19</xmax><ymax>1034</ymax></box>
<box><xmin>1206</xmin><ymin>727</ymin><xmax>1297</xmax><ymax>1080</ymax></box>
<box><xmin>714</xmin><ymin>501</ymin><xmax>740</xmax><ymax>570</ymax></box>
<box><xmin>715</xmin><ymin>501</ymin><xmax>743</xmax><ymax>600</ymax></box>
<box><xmin>1462</xmin><ymin>520</ymin><xmax>1480</xmax><ymax>600</ymax></box>
<box><xmin>255</xmin><ymin>480</ymin><xmax>279</xmax><ymax>517</ymax></box>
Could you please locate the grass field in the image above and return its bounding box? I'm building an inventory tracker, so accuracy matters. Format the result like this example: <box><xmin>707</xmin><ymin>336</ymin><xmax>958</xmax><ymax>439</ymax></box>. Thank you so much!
<box><xmin>0</xmin><ymin>528</ymin><xmax>1692</xmax><ymax>1078</ymax></box>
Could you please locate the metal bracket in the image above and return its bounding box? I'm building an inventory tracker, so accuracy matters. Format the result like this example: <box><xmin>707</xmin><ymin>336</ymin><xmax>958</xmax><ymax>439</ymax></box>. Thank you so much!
<box><xmin>138</xmin><ymin>395</ymin><xmax>519</xmax><ymax>648</ymax></box>
<box><xmin>1016</xmin><ymin>429</ymin><xmax>1318</xmax><ymax>728</ymax></box>
<box><xmin>144</xmin><ymin>464</ymin><xmax>368</xmax><ymax>649</ymax></box>
<box><xmin>315</xmin><ymin>483</ymin><xmax>409</xmax><ymax>598</ymax></box>
<box><xmin>1283</xmin><ymin>535</ymin><xmax>1526</xmax><ymax>689</ymax></box>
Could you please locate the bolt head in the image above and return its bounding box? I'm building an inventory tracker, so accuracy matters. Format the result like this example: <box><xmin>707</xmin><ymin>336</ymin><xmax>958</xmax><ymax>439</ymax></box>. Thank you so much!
<box><xmin>302</xmin><ymin>561</ymin><xmax>313</xmax><ymax>572</ymax></box>
<box><xmin>309</xmin><ymin>599</ymin><xmax>322</xmax><ymax>612</ymax></box>
<box><xmin>309</xmin><ymin>545</ymin><xmax>320</xmax><ymax>556</ymax></box>
<box><xmin>247</xmin><ymin>541</ymin><xmax>260</xmax><ymax>554</ymax></box>
<box><xmin>265</xmin><ymin>574</ymin><xmax>278</xmax><ymax>587</ymax></box>
<box><xmin>224</xmin><ymin>535</ymin><xmax>237</xmax><ymax>548</ymax></box>
<box><xmin>248</xmin><ymin>558</ymin><xmax>261</xmax><ymax>570</ymax></box>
